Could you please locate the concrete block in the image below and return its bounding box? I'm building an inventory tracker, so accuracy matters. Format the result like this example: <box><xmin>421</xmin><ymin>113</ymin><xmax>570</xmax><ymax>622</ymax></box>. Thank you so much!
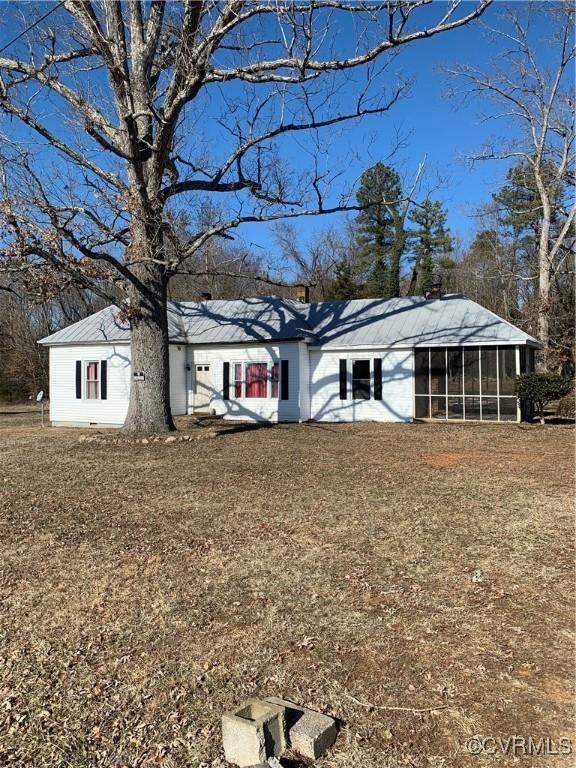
<box><xmin>265</xmin><ymin>696</ymin><xmax>337</xmax><ymax>760</ymax></box>
<box><xmin>222</xmin><ymin>699</ymin><xmax>286</xmax><ymax>767</ymax></box>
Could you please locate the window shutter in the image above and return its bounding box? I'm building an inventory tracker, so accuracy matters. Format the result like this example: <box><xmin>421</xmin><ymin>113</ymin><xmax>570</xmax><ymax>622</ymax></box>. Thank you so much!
<box><xmin>280</xmin><ymin>360</ymin><xmax>289</xmax><ymax>400</ymax></box>
<box><xmin>75</xmin><ymin>360</ymin><xmax>82</xmax><ymax>399</ymax></box>
<box><xmin>374</xmin><ymin>358</ymin><xmax>382</xmax><ymax>400</ymax></box>
<box><xmin>339</xmin><ymin>359</ymin><xmax>347</xmax><ymax>400</ymax></box>
<box><xmin>223</xmin><ymin>362</ymin><xmax>230</xmax><ymax>400</ymax></box>
<box><xmin>100</xmin><ymin>360</ymin><xmax>108</xmax><ymax>400</ymax></box>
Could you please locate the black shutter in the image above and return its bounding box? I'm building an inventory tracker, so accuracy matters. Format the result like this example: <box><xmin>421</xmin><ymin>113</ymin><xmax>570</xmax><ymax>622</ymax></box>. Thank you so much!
<box><xmin>280</xmin><ymin>360</ymin><xmax>289</xmax><ymax>400</ymax></box>
<box><xmin>223</xmin><ymin>362</ymin><xmax>230</xmax><ymax>400</ymax></box>
<box><xmin>100</xmin><ymin>360</ymin><xmax>108</xmax><ymax>400</ymax></box>
<box><xmin>75</xmin><ymin>360</ymin><xmax>82</xmax><ymax>399</ymax></box>
<box><xmin>339</xmin><ymin>359</ymin><xmax>347</xmax><ymax>400</ymax></box>
<box><xmin>374</xmin><ymin>358</ymin><xmax>382</xmax><ymax>400</ymax></box>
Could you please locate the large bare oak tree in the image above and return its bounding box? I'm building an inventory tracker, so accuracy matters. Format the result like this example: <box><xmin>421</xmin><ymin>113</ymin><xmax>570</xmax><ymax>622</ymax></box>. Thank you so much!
<box><xmin>0</xmin><ymin>0</ymin><xmax>490</xmax><ymax>431</ymax></box>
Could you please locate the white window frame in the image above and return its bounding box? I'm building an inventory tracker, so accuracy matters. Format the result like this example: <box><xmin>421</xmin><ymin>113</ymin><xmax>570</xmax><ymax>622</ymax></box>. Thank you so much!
<box><xmin>231</xmin><ymin>361</ymin><xmax>279</xmax><ymax>400</ymax></box>
<box><xmin>85</xmin><ymin>360</ymin><xmax>100</xmax><ymax>401</ymax></box>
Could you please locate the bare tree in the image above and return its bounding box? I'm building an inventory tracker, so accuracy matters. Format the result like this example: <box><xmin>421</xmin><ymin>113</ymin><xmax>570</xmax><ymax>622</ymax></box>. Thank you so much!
<box><xmin>446</xmin><ymin>2</ymin><xmax>575</xmax><ymax>368</ymax></box>
<box><xmin>0</xmin><ymin>0</ymin><xmax>491</xmax><ymax>431</ymax></box>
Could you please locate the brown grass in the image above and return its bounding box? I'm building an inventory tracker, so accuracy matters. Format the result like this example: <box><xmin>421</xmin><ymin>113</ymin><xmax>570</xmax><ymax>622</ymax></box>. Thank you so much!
<box><xmin>0</xmin><ymin>412</ymin><xmax>574</xmax><ymax>767</ymax></box>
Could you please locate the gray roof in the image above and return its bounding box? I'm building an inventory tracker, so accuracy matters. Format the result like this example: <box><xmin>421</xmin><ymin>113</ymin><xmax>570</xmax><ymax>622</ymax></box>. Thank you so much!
<box><xmin>304</xmin><ymin>295</ymin><xmax>540</xmax><ymax>347</ymax></box>
<box><xmin>38</xmin><ymin>294</ymin><xmax>540</xmax><ymax>348</ymax></box>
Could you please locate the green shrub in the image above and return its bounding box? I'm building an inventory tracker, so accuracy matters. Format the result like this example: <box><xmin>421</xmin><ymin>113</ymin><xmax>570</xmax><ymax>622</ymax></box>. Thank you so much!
<box><xmin>514</xmin><ymin>373</ymin><xmax>573</xmax><ymax>424</ymax></box>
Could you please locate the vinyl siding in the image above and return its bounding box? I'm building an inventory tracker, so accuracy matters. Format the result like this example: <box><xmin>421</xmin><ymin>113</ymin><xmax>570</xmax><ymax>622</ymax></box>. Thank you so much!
<box><xmin>169</xmin><ymin>345</ymin><xmax>187</xmax><ymax>416</ymax></box>
<box><xmin>186</xmin><ymin>342</ymin><xmax>302</xmax><ymax>421</ymax></box>
<box><xmin>309</xmin><ymin>348</ymin><xmax>414</xmax><ymax>422</ymax></box>
<box><xmin>49</xmin><ymin>344</ymin><xmax>131</xmax><ymax>426</ymax></box>
<box><xmin>298</xmin><ymin>341</ymin><xmax>311</xmax><ymax>421</ymax></box>
<box><xmin>49</xmin><ymin>343</ymin><xmax>188</xmax><ymax>426</ymax></box>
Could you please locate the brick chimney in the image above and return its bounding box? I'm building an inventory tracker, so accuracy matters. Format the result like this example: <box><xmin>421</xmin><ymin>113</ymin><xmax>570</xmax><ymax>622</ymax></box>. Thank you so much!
<box><xmin>295</xmin><ymin>284</ymin><xmax>310</xmax><ymax>303</ymax></box>
<box><xmin>425</xmin><ymin>277</ymin><xmax>444</xmax><ymax>300</ymax></box>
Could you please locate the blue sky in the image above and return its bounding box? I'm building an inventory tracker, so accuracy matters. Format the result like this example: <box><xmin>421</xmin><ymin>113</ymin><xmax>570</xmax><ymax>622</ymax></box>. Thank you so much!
<box><xmin>0</xmin><ymin>2</ymin><xmax>565</xmax><ymax>272</ymax></box>
<box><xmin>238</xmin><ymin>1</ymin><xmax>528</xmax><ymax>259</ymax></box>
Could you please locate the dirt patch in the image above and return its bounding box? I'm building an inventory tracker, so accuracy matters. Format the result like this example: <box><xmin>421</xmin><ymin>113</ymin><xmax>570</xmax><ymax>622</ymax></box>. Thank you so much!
<box><xmin>0</xmin><ymin>415</ymin><xmax>573</xmax><ymax>767</ymax></box>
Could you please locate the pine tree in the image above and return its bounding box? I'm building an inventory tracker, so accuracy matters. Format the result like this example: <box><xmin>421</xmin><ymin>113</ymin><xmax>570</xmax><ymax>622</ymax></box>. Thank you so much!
<box><xmin>355</xmin><ymin>163</ymin><xmax>404</xmax><ymax>298</ymax></box>
<box><xmin>328</xmin><ymin>259</ymin><xmax>359</xmax><ymax>300</ymax></box>
<box><xmin>408</xmin><ymin>199</ymin><xmax>452</xmax><ymax>295</ymax></box>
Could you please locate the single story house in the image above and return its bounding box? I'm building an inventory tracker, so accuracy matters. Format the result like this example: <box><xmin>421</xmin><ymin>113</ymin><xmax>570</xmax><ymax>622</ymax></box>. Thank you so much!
<box><xmin>38</xmin><ymin>293</ymin><xmax>539</xmax><ymax>427</ymax></box>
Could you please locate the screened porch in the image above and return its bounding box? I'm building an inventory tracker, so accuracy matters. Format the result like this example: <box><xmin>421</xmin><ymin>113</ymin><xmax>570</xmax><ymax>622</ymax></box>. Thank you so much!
<box><xmin>414</xmin><ymin>346</ymin><xmax>528</xmax><ymax>422</ymax></box>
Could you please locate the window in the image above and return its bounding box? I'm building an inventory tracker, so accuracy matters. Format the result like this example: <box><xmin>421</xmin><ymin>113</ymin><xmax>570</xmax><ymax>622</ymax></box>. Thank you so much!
<box><xmin>229</xmin><ymin>361</ymin><xmax>282</xmax><ymax>399</ymax></box>
<box><xmin>414</xmin><ymin>345</ymin><xmax>520</xmax><ymax>422</ymax></box>
<box><xmin>245</xmin><ymin>363</ymin><xmax>268</xmax><ymax>398</ymax></box>
<box><xmin>352</xmin><ymin>359</ymin><xmax>370</xmax><ymax>400</ymax></box>
<box><xmin>234</xmin><ymin>363</ymin><xmax>243</xmax><ymax>398</ymax></box>
<box><xmin>86</xmin><ymin>361</ymin><xmax>100</xmax><ymax>399</ymax></box>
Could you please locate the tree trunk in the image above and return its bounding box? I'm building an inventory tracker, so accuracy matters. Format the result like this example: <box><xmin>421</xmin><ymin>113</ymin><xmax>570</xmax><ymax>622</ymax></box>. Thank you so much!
<box><xmin>536</xmin><ymin>226</ymin><xmax>551</xmax><ymax>372</ymax></box>
<box><xmin>122</xmin><ymin>266</ymin><xmax>175</xmax><ymax>433</ymax></box>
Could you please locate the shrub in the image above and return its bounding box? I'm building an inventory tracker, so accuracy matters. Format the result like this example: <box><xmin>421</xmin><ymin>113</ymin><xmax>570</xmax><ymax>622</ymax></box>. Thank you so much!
<box><xmin>514</xmin><ymin>373</ymin><xmax>573</xmax><ymax>424</ymax></box>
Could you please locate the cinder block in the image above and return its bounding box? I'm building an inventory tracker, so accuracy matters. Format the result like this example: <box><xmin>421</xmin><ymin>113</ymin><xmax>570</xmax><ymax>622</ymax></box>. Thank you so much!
<box><xmin>222</xmin><ymin>699</ymin><xmax>286</xmax><ymax>767</ymax></box>
<box><xmin>265</xmin><ymin>696</ymin><xmax>337</xmax><ymax>760</ymax></box>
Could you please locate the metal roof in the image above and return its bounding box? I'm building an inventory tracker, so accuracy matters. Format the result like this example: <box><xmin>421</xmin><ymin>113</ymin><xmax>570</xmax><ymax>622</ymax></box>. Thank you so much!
<box><xmin>38</xmin><ymin>294</ymin><xmax>540</xmax><ymax>348</ymax></box>
<box><xmin>305</xmin><ymin>295</ymin><xmax>540</xmax><ymax>347</ymax></box>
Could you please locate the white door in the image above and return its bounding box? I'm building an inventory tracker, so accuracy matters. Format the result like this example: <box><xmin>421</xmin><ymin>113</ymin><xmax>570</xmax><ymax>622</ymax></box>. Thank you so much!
<box><xmin>194</xmin><ymin>364</ymin><xmax>212</xmax><ymax>411</ymax></box>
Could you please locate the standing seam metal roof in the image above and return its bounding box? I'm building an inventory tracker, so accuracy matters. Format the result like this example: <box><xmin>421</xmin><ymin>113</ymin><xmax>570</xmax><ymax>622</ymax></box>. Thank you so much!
<box><xmin>38</xmin><ymin>294</ymin><xmax>540</xmax><ymax>347</ymax></box>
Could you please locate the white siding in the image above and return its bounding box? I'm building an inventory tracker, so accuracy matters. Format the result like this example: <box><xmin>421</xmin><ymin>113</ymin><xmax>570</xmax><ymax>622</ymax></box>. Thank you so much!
<box><xmin>169</xmin><ymin>345</ymin><xmax>187</xmax><ymax>416</ymax></box>
<box><xmin>49</xmin><ymin>344</ymin><xmax>131</xmax><ymax>426</ymax></box>
<box><xmin>309</xmin><ymin>348</ymin><xmax>414</xmax><ymax>422</ymax></box>
<box><xmin>186</xmin><ymin>342</ymin><xmax>302</xmax><ymax>422</ymax></box>
<box><xmin>298</xmin><ymin>341</ymin><xmax>311</xmax><ymax>421</ymax></box>
<box><xmin>50</xmin><ymin>343</ymin><xmax>188</xmax><ymax>426</ymax></box>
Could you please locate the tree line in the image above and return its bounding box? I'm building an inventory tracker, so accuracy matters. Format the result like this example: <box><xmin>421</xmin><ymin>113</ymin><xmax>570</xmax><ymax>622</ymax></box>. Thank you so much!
<box><xmin>0</xmin><ymin>1</ymin><xmax>573</xmax><ymax>428</ymax></box>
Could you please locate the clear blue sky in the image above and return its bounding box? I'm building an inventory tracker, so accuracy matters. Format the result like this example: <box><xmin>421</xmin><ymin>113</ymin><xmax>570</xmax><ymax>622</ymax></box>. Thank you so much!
<box><xmin>0</xmin><ymin>2</ymin><xmax>564</xmax><ymax>272</ymax></box>
<box><xmin>235</xmin><ymin>1</ymin><xmax>561</xmax><ymax>265</ymax></box>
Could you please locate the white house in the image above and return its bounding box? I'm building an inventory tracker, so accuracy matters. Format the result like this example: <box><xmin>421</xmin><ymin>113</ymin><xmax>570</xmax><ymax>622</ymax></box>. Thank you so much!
<box><xmin>38</xmin><ymin>293</ymin><xmax>539</xmax><ymax>427</ymax></box>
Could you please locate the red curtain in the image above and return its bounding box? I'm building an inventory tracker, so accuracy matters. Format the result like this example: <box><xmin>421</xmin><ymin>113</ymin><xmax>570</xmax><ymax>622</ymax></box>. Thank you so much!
<box><xmin>245</xmin><ymin>363</ymin><xmax>268</xmax><ymax>397</ymax></box>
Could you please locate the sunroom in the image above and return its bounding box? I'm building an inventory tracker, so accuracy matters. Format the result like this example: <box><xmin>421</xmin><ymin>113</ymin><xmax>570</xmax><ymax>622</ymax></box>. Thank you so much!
<box><xmin>414</xmin><ymin>345</ymin><xmax>535</xmax><ymax>422</ymax></box>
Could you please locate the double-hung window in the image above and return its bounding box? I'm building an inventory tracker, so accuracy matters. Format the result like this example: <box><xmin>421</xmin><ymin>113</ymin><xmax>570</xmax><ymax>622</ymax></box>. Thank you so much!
<box><xmin>271</xmin><ymin>363</ymin><xmax>279</xmax><ymax>398</ymax></box>
<box><xmin>233</xmin><ymin>363</ymin><xmax>243</xmax><ymax>398</ymax></box>
<box><xmin>352</xmin><ymin>359</ymin><xmax>371</xmax><ymax>400</ymax></box>
<box><xmin>86</xmin><ymin>361</ymin><xmax>100</xmax><ymax>399</ymax></box>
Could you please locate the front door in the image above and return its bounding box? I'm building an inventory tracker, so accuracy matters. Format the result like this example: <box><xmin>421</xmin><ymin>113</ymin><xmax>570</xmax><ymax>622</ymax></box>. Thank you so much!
<box><xmin>194</xmin><ymin>364</ymin><xmax>212</xmax><ymax>412</ymax></box>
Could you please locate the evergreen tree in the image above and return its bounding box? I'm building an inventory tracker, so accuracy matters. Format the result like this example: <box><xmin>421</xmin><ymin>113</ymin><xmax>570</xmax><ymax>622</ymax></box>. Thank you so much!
<box><xmin>408</xmin><ymin>199</ymin><xmax>452</xmax><ymax>295</ymax></box>
<box><xmin>355</xmin><ymin>163</ymin><xmax>405</xmax><ymax>298</ymax></box>
<box><xmin>328</xmin><ymin>259</ymin><xmax>359</xmax><ymax>300</ymax></box>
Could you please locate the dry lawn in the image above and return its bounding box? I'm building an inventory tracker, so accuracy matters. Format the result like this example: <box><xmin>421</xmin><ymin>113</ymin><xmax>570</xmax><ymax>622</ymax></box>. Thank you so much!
<box><xmin>0</xmin><ymin>408</ymin><xmax>574</xmax><ymax>767</ymax></box>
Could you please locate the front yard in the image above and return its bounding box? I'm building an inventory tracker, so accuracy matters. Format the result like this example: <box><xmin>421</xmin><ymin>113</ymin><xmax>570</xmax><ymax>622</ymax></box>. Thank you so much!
<box><xmin>0</xmin><ymin>411</ymin><xmax>573</xmax><ymax>767</ymax></box>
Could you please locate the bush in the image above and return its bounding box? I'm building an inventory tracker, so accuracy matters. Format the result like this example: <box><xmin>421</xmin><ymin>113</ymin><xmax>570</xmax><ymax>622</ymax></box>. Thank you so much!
<box><xmin>514</xmin><ymin>373</ymin><xmax>573</xmax><ymax>424</ymax></box>
<box><xmin>556</xmin><ymin>389</ymin><xmax>576</xmax><ymax>420</ymax></box>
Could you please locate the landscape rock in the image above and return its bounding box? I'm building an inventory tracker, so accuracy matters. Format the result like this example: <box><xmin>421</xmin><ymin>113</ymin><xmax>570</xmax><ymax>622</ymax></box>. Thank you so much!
<box><xmin>265</xmin><ymin>696</ymin><xmax>337</xmax><ymax>760</ymax></box>
<box><xmin>165</xmin><ymin>436</ymin><xmax>177</xmax><ymax>443</ymax></box>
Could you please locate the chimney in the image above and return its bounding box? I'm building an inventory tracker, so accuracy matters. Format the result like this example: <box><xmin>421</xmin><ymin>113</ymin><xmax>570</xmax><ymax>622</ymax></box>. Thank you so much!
<box><xmin>200</xmin><ymin>291</ymin><xmax>212</xmax><ymax>301</ymax></box>
<box><xmin>425</xmin><ymin>276</ymin><xmax>444</xmax><ymax>301</ymax></box>
<box><xmin>295</xmin><ymin>284</ymin><xmax>310</xmax><ymax>303</ymax></box>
